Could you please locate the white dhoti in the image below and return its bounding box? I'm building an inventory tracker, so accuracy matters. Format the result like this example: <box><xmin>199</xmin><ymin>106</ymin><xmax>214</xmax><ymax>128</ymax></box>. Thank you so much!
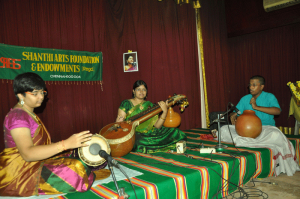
<box><xmin>220</xmin><ymin>125</ymin><xmax>300</xmax><ymax>176</ymax></box>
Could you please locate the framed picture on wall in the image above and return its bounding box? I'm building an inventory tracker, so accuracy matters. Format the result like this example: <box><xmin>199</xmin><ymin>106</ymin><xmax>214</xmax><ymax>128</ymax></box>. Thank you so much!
<box><xmin>123</xmin><ymin>52</ymin><xmax>138</xmax><ymax>72</ymax></box>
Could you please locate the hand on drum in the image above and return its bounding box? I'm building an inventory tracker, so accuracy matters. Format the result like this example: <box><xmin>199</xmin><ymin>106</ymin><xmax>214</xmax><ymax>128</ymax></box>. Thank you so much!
<box><xmin>230</xmin><ymin>112</ymin><xmax>238</xmax><ymax>125</ymax></box>
<box><xmin>65</xmin><ymin>131</ymin><xmax>92</xmax><ymax>149</ymax></box>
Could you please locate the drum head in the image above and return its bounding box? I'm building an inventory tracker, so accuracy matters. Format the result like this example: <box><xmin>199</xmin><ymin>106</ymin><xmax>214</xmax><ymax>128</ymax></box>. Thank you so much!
<box><xmin>78</xmin><ymin>134</ymin><xmax>111</xmax><ymax>166</ymax></box>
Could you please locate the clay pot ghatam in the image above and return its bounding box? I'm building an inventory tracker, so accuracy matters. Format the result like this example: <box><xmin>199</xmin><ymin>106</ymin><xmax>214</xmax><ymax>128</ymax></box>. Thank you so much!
<box><xmin>163</xmin><ymin>107</ymin><xmax>181</xmax><ymax>128</ymax></box>
<box><xmin>235</xmin><ymin>110</ymin><xmax>262</xmax><ymax>138</ymax></box>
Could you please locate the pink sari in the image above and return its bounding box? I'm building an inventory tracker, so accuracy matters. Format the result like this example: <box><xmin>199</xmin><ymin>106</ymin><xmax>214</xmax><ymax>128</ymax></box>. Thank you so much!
<box><xmin>0</xmin><ymin>109</ymin><xmax>95</xmax><ymax>196</ymax></box>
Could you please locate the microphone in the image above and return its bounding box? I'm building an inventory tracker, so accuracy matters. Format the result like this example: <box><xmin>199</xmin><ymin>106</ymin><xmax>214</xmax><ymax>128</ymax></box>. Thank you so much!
<box><xmin>99</xmin><ymin>150</ymin><xmax>119</xmax><ymax>167</ymax></box>
<box><xmin>230</xmin><ymin>103</ymin><xmax>241</xmax><ymax>115</ymax></box>
<box><xmin>209</xmin><ymin>102</ymin><xmax>241</xmax><ymax>125</ymax></box>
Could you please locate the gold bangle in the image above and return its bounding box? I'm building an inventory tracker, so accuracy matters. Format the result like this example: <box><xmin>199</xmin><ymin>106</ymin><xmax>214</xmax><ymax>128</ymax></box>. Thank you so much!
<box><xmin>160</xmin><ymin>117</ymin><xmax>166</xmax><ymax>120</ymax></box>
<box><xmin>61</xmin><ymin>140</ymin><xmax>66</xmax><ymax>151</ymax></box>
<box><xmin>56</xmin><ymin>142</ymin><xmax>62</xmax><ymax>152</ymax></box>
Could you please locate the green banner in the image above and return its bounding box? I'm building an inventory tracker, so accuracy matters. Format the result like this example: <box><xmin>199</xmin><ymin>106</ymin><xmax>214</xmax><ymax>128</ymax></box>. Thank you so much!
<box><xmin>0</xmin><ymin>43</ymin><xmax>102</xmax><ymax>81</ymax></box>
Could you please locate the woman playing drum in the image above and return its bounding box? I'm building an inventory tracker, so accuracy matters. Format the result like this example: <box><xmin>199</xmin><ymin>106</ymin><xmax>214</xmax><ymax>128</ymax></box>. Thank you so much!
<box><xmin>0</xmin><ymin>72</ymin><xmax>104</xmax><ymax>196</ymax></box>
<box><xmin>116</xmin><ymin>80</ymin><xmax>187</xmax><ymax>153</ymax></box>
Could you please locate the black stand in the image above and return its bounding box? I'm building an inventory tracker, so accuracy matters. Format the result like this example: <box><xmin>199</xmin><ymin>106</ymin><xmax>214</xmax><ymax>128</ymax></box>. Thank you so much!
<box><xmin>108</xmin><ymin>162</ymin><xmax>129</xmax><ymax>199</ymax></box>
<box><xmin>209</xmin><ymin>108</ymin><xmax>233</xmax><ymax>151</ymax></box>
<box><xmin>213</xmin><ymin>114</ymin><xmax>228</xmax><ymax>151</ymax></box>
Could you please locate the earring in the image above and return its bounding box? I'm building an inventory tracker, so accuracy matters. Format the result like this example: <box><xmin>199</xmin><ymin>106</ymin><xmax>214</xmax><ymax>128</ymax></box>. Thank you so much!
<box><xmin>20</xmin><ymin>99</ymin><xmax>24</xmax><ymax>106</ymax></box>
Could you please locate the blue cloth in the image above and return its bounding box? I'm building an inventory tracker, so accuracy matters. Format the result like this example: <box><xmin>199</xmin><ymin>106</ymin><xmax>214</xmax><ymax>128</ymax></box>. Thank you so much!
<box><xmin>236</xmin><ymin>91</ymin><xmax>281</xmax><ymax>126</ymax></box>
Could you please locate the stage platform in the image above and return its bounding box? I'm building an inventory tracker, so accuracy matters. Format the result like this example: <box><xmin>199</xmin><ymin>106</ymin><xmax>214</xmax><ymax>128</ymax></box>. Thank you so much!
<box><xmin>2</xmin><ymin>128</ymin><xmax>299</xmax><ymax>199</ymax></box>
<box><xmin>42</xmin><ymin>128</ymin><xmax>298</xmax><ymax>199</ymax></box>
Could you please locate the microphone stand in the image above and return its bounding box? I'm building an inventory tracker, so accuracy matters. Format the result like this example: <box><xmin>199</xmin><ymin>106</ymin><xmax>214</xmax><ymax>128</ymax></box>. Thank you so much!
<box><xmin>107</xmin><ymin>161</ymin><xmax>129</xmax><ymax>199</ymax></box>
<box><xmin>98</xmin><ymin>150</ymin><xmax>131</xmax><ymax>198</ymax></box>
<box><xmin>210</xmin><ymin>109</ymin><xmax>232</xmax><ymax>151</ymax></box>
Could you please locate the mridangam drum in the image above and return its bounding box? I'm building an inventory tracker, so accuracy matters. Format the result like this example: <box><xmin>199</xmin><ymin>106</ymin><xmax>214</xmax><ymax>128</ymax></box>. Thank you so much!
<box><xmin>78</xmin><ymin>134</ymin><xmax>111</xmax><ymax>167</ymax></box>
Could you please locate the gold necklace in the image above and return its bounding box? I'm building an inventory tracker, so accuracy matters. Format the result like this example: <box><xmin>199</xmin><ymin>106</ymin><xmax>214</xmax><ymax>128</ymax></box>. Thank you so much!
<box><xmin>17</xmin><ymin>103</ymin><xmax>37</xmax><ymax>120</ymax></box>
<box><xmin>132</xmin><ymin>98</ymin><xmax>145</xmax><ymax>110</ymax></box>
<box><xmin>139</xmin><ymin>101</ymin><xmax>145</xmax><ymax>110</ymax></box>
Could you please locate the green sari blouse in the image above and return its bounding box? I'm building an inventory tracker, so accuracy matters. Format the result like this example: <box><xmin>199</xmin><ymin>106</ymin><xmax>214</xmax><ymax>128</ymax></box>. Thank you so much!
<box><xmin>119</xmin><ymin>100</ymin><xmax>187</xmax><ymax>153</ymax></box>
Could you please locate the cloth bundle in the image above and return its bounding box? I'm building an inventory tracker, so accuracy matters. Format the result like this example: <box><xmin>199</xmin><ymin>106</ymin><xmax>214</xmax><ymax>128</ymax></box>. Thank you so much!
<box><xmin>220</xmin><ymin>125</ymin><xmax>300</xmax><ymax>176</ymax></box>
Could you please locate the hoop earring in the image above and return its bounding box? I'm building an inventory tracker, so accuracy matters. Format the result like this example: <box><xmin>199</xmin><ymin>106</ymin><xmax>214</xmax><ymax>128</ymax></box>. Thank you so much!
<box><xmin>20</xmin><ymin>99</ymin><xmax>24</xmax><ymax>106</ymax></box>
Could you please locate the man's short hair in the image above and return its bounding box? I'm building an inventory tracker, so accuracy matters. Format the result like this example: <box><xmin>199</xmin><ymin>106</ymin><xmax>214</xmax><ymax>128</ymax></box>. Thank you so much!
<box><xmin>250</xmin><ymin>75</ymin><xmax>265</xmax><ymax>85</ymax></box>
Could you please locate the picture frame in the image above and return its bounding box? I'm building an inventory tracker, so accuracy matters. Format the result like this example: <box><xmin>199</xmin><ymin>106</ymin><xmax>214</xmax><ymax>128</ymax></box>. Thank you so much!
<box><xmin>123</xmin><ymin>52</ymin><xmax>138</xmax><ymax>72</ymax></box>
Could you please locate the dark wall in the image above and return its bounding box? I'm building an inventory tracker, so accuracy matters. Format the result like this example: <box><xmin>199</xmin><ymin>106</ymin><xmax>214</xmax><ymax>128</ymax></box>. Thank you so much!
<box><xmin>225</xmin><ymin>0</ymin><xmax>300</xmax><ymax>37</ymax></box>
<box><xmin>200</xmin><ymin>0</ymin><xmax>300</xmax><ymax>127</ymax></box>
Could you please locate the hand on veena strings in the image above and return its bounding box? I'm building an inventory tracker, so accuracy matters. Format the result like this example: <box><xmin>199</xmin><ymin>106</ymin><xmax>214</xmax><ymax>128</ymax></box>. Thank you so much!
<box><xmin>117</xmin><ymin>115</ymin><xmax>125</xmax><ymax>122</ymax></box>
<box><xmin>158</xmin><ymin>100</ymin><xmax>168</xmax><ymax>113</ymax></box>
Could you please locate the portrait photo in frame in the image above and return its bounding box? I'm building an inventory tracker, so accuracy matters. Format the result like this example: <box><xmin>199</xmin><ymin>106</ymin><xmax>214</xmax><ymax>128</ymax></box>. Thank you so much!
<box><xmin>123</xmin><ymin>52</ymin><xmax>138</xmax><ymax>72</ymax></box>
